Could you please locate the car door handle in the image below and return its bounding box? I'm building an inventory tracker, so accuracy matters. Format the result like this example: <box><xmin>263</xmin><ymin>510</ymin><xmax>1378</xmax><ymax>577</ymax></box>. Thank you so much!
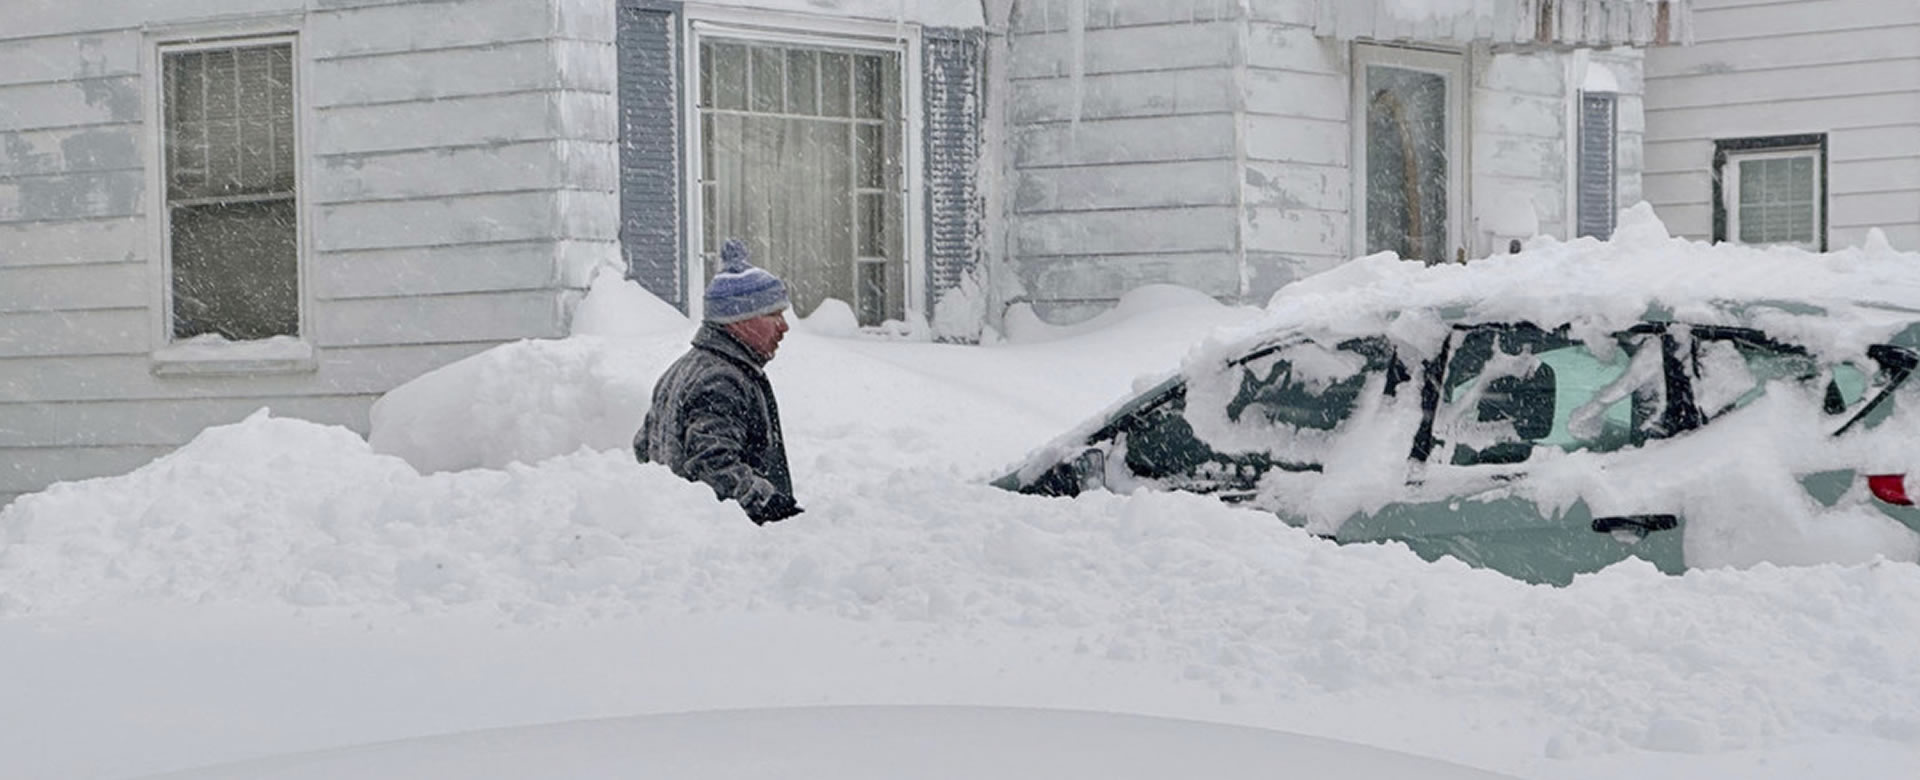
<box><xmin>1591</xmin><ymin>514</ymin><xmax>1679</xmax><ymax>535</ymax></box>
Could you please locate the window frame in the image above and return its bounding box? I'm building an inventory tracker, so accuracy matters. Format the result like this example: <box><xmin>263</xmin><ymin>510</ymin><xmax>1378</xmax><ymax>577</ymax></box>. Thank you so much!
<box><xmin>1350</xmin><ymin>42</ymin><xmax>1469</xmax><ymax>265</ymax></box>
<box><xmin>1712</xmin><ymin>134</ymin><xmax>1828</xmax><ymax>252</ymax></box>
<box><xmin>144</xmin><ymin>26</ymin><xmax>314</xmax><ymax>375</ymax></box>
<box><xmin>680</xmin><ymin>5</ymin><xmax>925</xmax><ymax>325</ymax></box>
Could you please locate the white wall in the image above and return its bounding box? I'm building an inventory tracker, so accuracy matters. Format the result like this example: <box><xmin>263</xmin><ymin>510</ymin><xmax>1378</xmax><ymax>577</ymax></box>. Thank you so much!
<box><xmin>1642</xmin><ymin>0</ymin><xmax>1920</xmax><ymax>249</ymax></box>
<box><xmin>1001</xmin><ymin>0</ymin><xmax>1246</xmax><ymax>324</ymax></box>
<box><xmin>0</xmin><ymin>0</ymin><xmax>620</xmax><ymax>504</ymax></box>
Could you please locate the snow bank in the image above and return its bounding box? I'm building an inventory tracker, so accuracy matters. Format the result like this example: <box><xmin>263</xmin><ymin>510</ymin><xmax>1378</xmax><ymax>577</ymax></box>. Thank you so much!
<box><xmin>5</xmin><ymin>409</ymin><xmax>1920</xmax><ymax>759</ymax></box>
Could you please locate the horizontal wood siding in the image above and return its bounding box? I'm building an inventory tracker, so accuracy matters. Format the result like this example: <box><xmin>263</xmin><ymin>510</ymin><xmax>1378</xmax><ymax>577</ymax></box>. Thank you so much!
<box><xmin>1005</xmin><ymin>11</ymin><xmax>1244</xmax><ymax>321</ymax></box>
<box><xmin>0</xmin><ymin>0</ymin><xmax>623</xmax><ymax>502</ymax></box>
<box><xmin>1643</xmin><ymin>0</ymin><xmax>1920</xmax><ymax>246</ymax></box>
<box><xmin>1240</xmin><ymin>21</ymin><xmax>1347</xmax><ymax>301</ymax></box>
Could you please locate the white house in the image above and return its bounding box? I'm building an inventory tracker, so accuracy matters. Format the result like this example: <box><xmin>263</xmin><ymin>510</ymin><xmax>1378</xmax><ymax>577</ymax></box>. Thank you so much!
<box><xmin>0</xmin><ymin>0</ymin><xmax>1685</xmax><ymax>504</ymax></box>
<box><xmin>1641</xmin><ymin>0</ymin><xmax>1920</xmax><ymax>252</ymax></box>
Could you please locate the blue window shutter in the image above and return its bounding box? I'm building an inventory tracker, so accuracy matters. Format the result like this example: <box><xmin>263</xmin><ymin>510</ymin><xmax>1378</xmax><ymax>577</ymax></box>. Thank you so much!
<box><xmin>618</xmin><ymin>2</ymin><xmax>685</xmax><ymax>309</ymax></box>
<box><xmin>1577</xmin><ymin>92</ymin><xmax>1617</xmax><ymax>240</ymax></box>
<box><xmin>921</xmin><ymin>27</ymin><xmax>985</xmax><ymax>317</ymax></box>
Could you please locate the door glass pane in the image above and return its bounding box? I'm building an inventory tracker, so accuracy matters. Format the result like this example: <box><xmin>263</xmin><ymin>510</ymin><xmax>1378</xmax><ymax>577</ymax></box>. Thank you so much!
<box><xmin>708</xmin><ymin>42</ymin><xmax>747</xmax><ymax>111</ymax></box>
<box><xmin>1364</xmin><ymin>64</ymin><xmax>1450</xmax><ymax>264</ymax></box>
<box><xmin>750</xmin><ymin>46</ymin><xmax>783</xmax><ymax>114</ymax></box>
<box><xmin>786</xmin><ymin>49</ymin><xmax>818</xmax><ymax>115</ymax></box>
<box><xmin>820</xmin><ymin>52</ymin><xmax>851</xmax><ymax>117</ymax></box>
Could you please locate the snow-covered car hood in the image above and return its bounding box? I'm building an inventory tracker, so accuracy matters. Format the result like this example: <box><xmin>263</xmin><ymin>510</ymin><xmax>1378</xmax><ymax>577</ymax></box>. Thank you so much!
<box><xmin>134</xmin><ymin>705</ymin><xmax>1522</xmax><ymax>780</ymax></box>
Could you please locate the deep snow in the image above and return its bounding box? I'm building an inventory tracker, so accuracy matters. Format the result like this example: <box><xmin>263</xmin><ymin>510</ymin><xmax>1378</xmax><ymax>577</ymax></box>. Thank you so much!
<box><xmin>4</xmin><ymin>213</ymin><xmax>1920</xmax><ymax>779</ymax></box>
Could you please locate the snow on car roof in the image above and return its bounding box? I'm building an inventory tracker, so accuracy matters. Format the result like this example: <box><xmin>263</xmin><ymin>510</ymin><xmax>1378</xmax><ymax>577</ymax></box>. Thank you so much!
<box><xmin>1198</xmin><ymin>204</ymin><xmax>1920</xmax><ymax>369</ymax></box>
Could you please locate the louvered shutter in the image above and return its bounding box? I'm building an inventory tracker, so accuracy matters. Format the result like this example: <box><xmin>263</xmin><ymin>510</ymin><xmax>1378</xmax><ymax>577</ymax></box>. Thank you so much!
<box><xmin>921</xmin><ymin>27</ymin><xmax>985</xmax><ymax>324</ymax></box>
<box><xmin>1576</xmin><ymin>91</ymin><xmax>1617</xmax><ymax>240</ymax></box>
<box><xmin>617</xmin><ymin>1</ymin><xmax>686</xmax><ymax>308</ymax></box>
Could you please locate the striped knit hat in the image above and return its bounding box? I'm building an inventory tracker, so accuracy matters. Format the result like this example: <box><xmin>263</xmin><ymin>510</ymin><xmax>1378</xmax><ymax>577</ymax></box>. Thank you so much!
<box><xmin>705</xmin><ymin>239</ymin><xmax>790</xmax><ymax>324</ymax></box>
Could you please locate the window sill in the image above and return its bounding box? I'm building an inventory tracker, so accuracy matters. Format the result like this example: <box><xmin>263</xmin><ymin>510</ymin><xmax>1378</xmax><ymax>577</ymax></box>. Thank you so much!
<box><xmin>151</xmin><ymin>336</ymin><xmax>317</xmax><ymax>377</ymax></box>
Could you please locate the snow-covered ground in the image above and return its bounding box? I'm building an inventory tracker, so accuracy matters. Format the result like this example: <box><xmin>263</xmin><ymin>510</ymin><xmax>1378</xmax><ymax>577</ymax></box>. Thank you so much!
<box><xmin>5</xmin><ymin>215</ymin><xmax>1920</xmax><ymax>779</ymax></box>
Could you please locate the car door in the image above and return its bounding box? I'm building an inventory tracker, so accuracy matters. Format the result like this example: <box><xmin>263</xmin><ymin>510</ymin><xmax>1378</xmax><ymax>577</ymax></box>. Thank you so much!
<box><xmin>1334</xmin><ymin>323</ymin><xmax>1688</xmax><ymax>585</ymax></box>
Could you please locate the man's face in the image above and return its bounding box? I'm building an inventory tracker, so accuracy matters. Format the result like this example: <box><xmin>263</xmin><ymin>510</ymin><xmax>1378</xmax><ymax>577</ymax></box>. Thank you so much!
<box><xmin>727</xmin><ymin>309</ymin><xmax>789</xmax><ymax>359</ymax></box>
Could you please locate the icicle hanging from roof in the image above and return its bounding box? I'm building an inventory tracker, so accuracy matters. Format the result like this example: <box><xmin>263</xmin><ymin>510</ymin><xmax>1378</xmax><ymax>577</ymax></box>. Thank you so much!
<box><xmin>1313</xmin><ymin>0</ymin><xmax>1692</xmax><ymax>48</ymax></box>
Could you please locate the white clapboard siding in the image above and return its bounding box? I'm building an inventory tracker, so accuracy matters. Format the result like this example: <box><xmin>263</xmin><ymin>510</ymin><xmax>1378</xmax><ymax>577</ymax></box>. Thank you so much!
<box><xmin>1008</xmin><ymin>21</ymin><xmax>1240</xmax><ymax>78</ymax></box>
<box><xmin>1014</xmin><ymin>206</ymin><xmax>1242</xmax><ymax>257</ymax></box>
<box><xmin>1010</xmin><ymin>0</ymin><xmax>1245</xmax><ymax>33</ymax></box>
<box><xmin>0</xmin><ymin>342</ymin><xmax>498</xmax><ymax>405</ymax></box>
<box><xmin>1</xmin><ymin>445</ymin><xmax>178</xmax><ymax>500</ymax></box>
<box><xmin>0</xmin><ymin>262</ymin><xmax>146</xmax><ymax>313</ymax></box>
<box><xmin>1014</xmin><ymin>160</ymin><xmax>1239</xmax><ymax>214</ymax></box>
<box><xmin>1010</xmin><ymin>68</ymin><xmax>1239</xmax><ymax>124</ymax></box>
<box><xmin>1013</xmin><ymin>114</ymin><xmax>1239</xmax><ymax>167</ymax></box>
<box><xmin>0</xmin><ymin>0</ymin><xmax>621</xmax><ymax>502</ymax></box>
<box><xmin>0</xmin><ymin>216</ymin><xmax>143</xmax><ymax>268</ymax></box>
<box><xmin>1024</xmin><ymin>251</ymin><xmax>1245</xmax><ymax>302</ymax></box>
<box><xmin>0</xmin><ymin>394</ymin><xmax>376</xmax><ymax>449</ymax></box>
<box><xmin>1644</xmin><ymin>0</ymin><xmax>1920</xmax><ymax>246</ymax></box>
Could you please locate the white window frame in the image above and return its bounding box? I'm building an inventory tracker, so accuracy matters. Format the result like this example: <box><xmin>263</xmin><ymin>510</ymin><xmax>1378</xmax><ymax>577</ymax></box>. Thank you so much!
<box><xmin>144</xmin><ymin>25</ymin><xmax>314</xmax><ymax>376</ymax></box>
<box><xmin>1350</xmin><ymin>43</ymin><xmax>1468</xmax><ymax>263</ymax></box>
<box><xmin>681</xmin><ymin>4</ymin><xmax>925</xmax><ymax>324</ymax></box>
<box><xmin>1723</xmin><ymin>146</ymin><xmax>1824</xmax><ymax>252</ymax></box>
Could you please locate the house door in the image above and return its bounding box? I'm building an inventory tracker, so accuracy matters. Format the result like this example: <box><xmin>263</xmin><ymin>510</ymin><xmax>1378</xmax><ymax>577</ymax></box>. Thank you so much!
<box><xmin>693</xmin><ymin>35</ymin><xmax>907</xmax><ymax>326</ymax></box>
<box><xmin>1352</xmin><ymin>45</ymin><xmax>1466</xmax><ymax>265</ymax></box>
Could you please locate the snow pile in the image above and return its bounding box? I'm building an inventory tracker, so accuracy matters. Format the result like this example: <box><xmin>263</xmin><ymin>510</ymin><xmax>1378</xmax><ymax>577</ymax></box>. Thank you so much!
<box><xmin>6</xmin><ymin>406</ymin><xmax>1920</xmax><ymax>760</ymax></box>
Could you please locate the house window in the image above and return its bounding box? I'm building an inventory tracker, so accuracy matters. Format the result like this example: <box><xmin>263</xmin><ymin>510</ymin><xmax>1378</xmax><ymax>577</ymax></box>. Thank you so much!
<box><xmin>1714</xmin><ymin>134</ymin><xmax>1827</xmax><ymax>251</ymax></box>
<box><xmin>160</xmin><ymin>38</ymin><xmax>300</xmax><ymax>342</ymax></box>
<box><xmin>696</xmin><ymin>36</ymin><xmax>906</xmax><ymax>326</ymax></box>
<box><xmin>1353</xmin><ymin>44</ymin><xmax>1465</xmax><ymax>265</ymax></box>
<box><xmin>1576</xmin><ymin>91</ymin><xmax>1617</xmax><ymax>240</ymax></box>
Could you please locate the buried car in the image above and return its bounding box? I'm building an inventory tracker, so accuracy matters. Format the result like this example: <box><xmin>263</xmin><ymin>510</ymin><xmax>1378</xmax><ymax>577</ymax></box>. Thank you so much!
<box><xmin>994</xmin><ymin>230</ymin><xmax>1920</xmax><ymax>585</ymax></box>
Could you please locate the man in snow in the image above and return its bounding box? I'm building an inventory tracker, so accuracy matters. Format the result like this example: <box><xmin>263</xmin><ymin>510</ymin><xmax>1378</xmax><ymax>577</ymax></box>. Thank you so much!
<box><xmin>635</xmin><ymin>238</ymin><xmax>803</xmax><ymax>525</ymax></box>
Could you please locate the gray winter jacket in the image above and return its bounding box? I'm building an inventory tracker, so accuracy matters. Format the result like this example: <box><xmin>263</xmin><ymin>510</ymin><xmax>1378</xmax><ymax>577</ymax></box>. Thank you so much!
<box><xmin>635</xmin><ymin>323</ymin><xmax>795</xmax><ymax>522</ymax></box>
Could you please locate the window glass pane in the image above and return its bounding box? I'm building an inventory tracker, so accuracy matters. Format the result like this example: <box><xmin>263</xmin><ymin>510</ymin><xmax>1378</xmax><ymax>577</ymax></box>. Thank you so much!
<box><xmin>709</xmin><ymin>42</ymin><xmax>747</xmax><ymax>111</ymax></box>
<box><xmin>699</xmin><ymin>41</ymin><xmax>714</xmax><ymax>107</ymax></box>
<box><xmin>1738</xmin><ymin>159</ymin><xmax>1763</xmax><ymax>204</ymax></box>
<box><xmin>1790</xmin><ymin>156</ymin><xmax>1814</xmax><ymax>200</ymax></box>
<box><xmin>750</xmin><ymin>45</ymin><xmax>783</xmax><ymax>114</ymax></box>
<box><xmin>857</xmin><ymin>192</ymin><xmax>885</xmax><ymax>257</ymax></box>
<box><xmin>856</xmin><ymin>123</ymin><xmax>883</xmax><ymax>189</ymax></box>
<box><xmin>165</xmin><ymin>44</ymin><xmax>294</xmax><ymax>200</ymax></box>
<box><xmin>1364</xmin><ymin>64</ymin><xmax>1449</xmax><ymax>264</ymax></box>
<box><xmin>856</xmin><ymin>261</ymin><xmax>886</xmax><ymax>325</ymax></box>
<box><xmin>819</xmin><ymin>52</ymin><xmax>851</xmax><ymax>117</ymax></box>
<box><xmin>1438</xmin><ymin>328</ymin><xmax>1662</xmax><ymax>464</ymax></box>
<box><xmin>854</xmin><ymin>54</ymin><xmax>883</xmax><ymax>119</ymax></box>
<box><xmin>786</xmin><ymin>49</ymin><xmax>818</xmax><ymax>115</ymax></box>
<box><xmin>171</xmin><ymin>200</ymin><xmax>298</xmax><ymax>340</ymax></box>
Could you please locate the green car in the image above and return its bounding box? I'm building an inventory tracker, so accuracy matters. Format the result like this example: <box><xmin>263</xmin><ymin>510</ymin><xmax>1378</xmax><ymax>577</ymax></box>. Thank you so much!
<box><xmin>995</xmin><ymin>308</ymin><xmax>1920</xmax><ymax>585</ymax></box>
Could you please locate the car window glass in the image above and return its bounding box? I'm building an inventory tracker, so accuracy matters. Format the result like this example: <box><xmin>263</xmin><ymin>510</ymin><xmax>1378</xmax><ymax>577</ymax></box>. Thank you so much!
<box><xmin>1692</xmin><ymin>338</ymin><xmax>1821</xmax><ymax>418</ymax></box>
<box><xmin>1227</xmin><ymin>339</ymin><xmax>1378</xmax><ymax>431</ymax></box>
<box><xmin>1434</xmin><ymin>327</ymin><xmax>1659</xmax><ymax>466</ymax></box>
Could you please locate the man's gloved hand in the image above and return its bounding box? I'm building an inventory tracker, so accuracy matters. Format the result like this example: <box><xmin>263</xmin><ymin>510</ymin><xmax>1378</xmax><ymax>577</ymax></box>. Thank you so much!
<box><xmin>752</xmin><ymin>494</ymin><xmax>804</xmax><ymax>525</ymax></box>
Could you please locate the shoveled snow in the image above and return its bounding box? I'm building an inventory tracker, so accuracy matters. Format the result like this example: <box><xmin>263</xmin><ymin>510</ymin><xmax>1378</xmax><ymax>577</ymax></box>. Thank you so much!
<box><xmin>4</xmin><ymin>209</ymin><xmax>1920</xmax><ymax>779</ymax></box>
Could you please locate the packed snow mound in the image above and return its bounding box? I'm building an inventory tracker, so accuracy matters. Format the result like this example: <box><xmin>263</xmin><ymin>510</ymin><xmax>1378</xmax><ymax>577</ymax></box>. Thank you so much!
<box><xmin>367</xmin><ymin>276</ymin><xmax>1259</xmax><ymax>478</ymax></box>
<box><xmin>6</xmin><ymin>411</ymin><xmax>1920</xmax><ymax>756</ymax></box>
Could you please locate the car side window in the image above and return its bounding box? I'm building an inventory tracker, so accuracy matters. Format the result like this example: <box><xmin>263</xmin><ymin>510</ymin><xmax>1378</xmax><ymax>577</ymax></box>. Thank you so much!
<box><xmin>1684</xmin><ymin>330</ymin><xmax>1888</xmax><ymax>427</ymax></box>
<box><xmin>1225</xmin><ymin>337</ymin><xmax>1398</xmax><ymax>432</ymax></box>
<box><xmin>1433</xmin><ymin>326</ymin><xmax>1661</xmax><ymax>466</ymax></box>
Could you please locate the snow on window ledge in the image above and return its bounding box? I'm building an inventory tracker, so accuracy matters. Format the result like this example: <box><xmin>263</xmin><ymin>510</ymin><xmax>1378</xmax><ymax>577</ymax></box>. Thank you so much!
<box><xmin>151</xmin><ymin>335</ymin><xmax>316</xmax><ymax>377</ymax></box>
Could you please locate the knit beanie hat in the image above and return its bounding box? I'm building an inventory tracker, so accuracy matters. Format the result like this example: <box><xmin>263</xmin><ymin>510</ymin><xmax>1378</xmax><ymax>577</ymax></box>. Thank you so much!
<box><xmin>705</xmin><ymin>239</ymin><xmax>791</xmax><ymax>324</ymax></box>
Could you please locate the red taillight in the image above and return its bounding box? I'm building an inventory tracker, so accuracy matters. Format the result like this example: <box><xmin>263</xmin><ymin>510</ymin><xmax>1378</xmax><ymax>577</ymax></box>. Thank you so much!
<box><xmin>1867</xmin><ymin>474</ymin><xmax>1914</xmax><ymax>506</ymax></box>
